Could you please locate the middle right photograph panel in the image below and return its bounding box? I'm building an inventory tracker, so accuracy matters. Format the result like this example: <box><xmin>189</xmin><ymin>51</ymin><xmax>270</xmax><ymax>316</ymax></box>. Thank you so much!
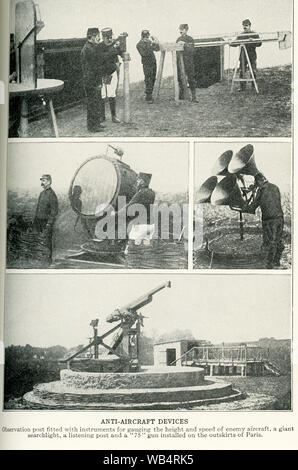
<box><xmin>193</xmin><ymin>142</ymin><xmax>291</xmax><ymax>270</ymax></box>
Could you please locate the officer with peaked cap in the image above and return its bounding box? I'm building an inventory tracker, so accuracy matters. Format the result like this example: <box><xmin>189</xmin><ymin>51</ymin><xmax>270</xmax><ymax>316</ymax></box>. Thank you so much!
<box><xmin>33</xmin><ymin>174</ymin><xmax>58</xmax><ymax>233</ymax></box>
<box><xmin>136</xmin><ymin>30</ymin><xmax>160</xmax><ymax>103</ymax></box>
<box><xmin>81</xmin><ymin>27</ymin><xmax>105</xmax><ymax>132</ymax></box>
<box><xmin>99</xmin><ymin>27</ymin><xmax>123</xmax><ymax>123</ymax></box>
<box><xmin>32</xmin><ymin>174</ymin><xmax>58</xmax><ymax>264</ymax></box>
<box><xmin>176</xmin><ymin>24</ymin><xmax>197</xmax><ymax>102</ymax></box>
<box><xmin>231</xmin><ymin>19</ymin><xmax>262</xmax><ymax>91</ymax></box>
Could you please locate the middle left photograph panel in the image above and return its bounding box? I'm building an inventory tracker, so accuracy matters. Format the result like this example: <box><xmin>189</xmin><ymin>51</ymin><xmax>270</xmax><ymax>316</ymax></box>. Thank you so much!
<box><xmin>6</xmin><ymin>141</ymin><xmax>189</xmax><ymax>270</ymax></box>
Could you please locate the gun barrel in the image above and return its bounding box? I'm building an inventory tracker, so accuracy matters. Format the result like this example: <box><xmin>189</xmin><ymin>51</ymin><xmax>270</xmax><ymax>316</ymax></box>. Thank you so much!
<box><xmin>119</xmin><ymin>281</ymin><xmax>171</xmax><ymax>312</ymax></box>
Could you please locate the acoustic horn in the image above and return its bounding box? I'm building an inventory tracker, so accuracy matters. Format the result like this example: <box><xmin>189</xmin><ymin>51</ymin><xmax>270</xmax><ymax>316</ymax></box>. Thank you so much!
<box><xmin>212</xmin><ymin>150</ymin><xmax>233</xmax><ymax>176</ymax></box>
<box><xmin>228</xmin><ymin>144</ymin><xmax>259</xmax><ymax>176</ymax></box>
<box><xmin>211</xmin><ymin>175</ymin><xmax>245</xmax><ymax>208</ymax></box>
<box><xmin>197</xmin><ymin>176</ymin><xmax>218</xmax><ymax>203</ymax></box>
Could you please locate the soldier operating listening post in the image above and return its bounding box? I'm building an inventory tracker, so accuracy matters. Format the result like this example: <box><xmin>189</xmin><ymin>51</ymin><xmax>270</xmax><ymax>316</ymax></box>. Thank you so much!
<box><xmin>241</xmin><ymin>173</ymin><xmax>284</xmax><ymax>269</ymax></box>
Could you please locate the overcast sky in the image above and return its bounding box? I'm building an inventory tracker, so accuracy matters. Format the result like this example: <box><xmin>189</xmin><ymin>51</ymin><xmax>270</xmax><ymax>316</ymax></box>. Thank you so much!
<box><xmin>195</xmin><ymin>142</ymin><xmax>291</xmax><ymax>193</ymax></box>
<box><xmin>4</xmin><ymin>273</ymin><xmax>291</xmax><ymax>348</ymax></box>
<box><xmin>9</xmin><ymin>0</ymin><xmax>292</xmax><ymax>83</ymax></box>
<box><xmin>7</xmin><ymin>141</ymin><xmax>189</xmax><ymax>195</ymax></box>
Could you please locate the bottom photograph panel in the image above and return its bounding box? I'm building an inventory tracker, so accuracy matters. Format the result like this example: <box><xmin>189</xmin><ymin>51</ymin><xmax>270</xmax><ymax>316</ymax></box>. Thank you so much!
<box><xmin>4</xmin><ymin>274</ymin><xmax>291</xmax><ymax>411</ymax></box>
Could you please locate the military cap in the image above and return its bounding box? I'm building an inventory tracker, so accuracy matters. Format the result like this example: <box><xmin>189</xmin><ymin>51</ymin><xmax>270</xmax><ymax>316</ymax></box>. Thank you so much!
<box><xmin>40</xmin><ymin>174</ymin><xmax>52</xmax><ymax>183</ymax></box>
<box><xmin>102</xmin><ymin>27</ymin><xmax>113</xmax><ymax>38</ymax></box>
<box><xmin>87</xmin><ymin>27</ymin><xmax>99</xmax><ymax>37</ymax></box>
<box><xmin>179</xmin><ymin>24</ymin><xmax>189</xmax><ymax>30</ymax></box>
<box><xmin>138</xmin><ymin>172</ymin><xmax>152</xmax><ymax>186</ymax></box>
<box><xmin>242</xmin><ymin>19</ymin><xmax>251</xmax><ymax>26</ymax></box>
<box><xmin>141</xmin><ymin>29</ymin><xmax>150</xmax><ymax>38</ymax></box>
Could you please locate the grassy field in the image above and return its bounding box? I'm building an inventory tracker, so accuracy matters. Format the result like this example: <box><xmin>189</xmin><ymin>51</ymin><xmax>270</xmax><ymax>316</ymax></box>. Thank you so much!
<box><xmin>227</xmin><ymin>375</ymin><xmax>291</xmax><ymax>409</ymax></box>
<box><xmin>194</xmin><ymin>192</ymin><xmax>291</xmax><ymax>269</ymax></box>
<box><xmin>4</xmin><ymin>341</ymin><xmax>290</xmax><ymax>411</ymax></box>
<box><xmin>25</xmin><ymin>65</ymin><xmax>291</xmax><ymax>138</ymax></box>
<box><xmin>5</xmin><ymin>373</ymin><xmax>290</xmax><ymax>411</ymax></box>
<box><xmin>188</xmin><ymin>375</ymin><xmax>291</xmax><ymax>411</ymax></box>
<box><xmin>6</xmin><ymin>190</ymin><xmax>188</xmax><ymax>269</ymax></box>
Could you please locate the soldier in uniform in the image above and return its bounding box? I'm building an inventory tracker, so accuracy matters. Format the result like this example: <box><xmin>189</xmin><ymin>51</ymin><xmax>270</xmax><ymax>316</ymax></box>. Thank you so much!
<box><xmin>81</xmin><ymin>27</ymin><xmax>105</xmax><ymax>132</ymax></box>
<box><xmin>242</xmin><ymin>173</ymin><xmax>284</xmax><ymax>269</ymax></box>
<box><xmin>136</xmin><ymin>30</ymin><xmax>160</xmax><ymax>103</ymax></box>
<box><xmin>33</xmin><ymin>174</ymin><xmax>59</xmax><ymax>263</ymax></box>
<box><xmin>176</xmin><ymin>24</ymin><xmax>197</xmax><ymax>102</ymax></box>
<box><xmin>232</xmin><ymin>19</ymin><xmax>262</xmax><ymax>91</ymax></box>
<box><xmin>33</xmin><ymin>174</ymin><xmax>59</xmax><ymax>233</ymax></box>
<box><xmin>99</xmin><ymin>27</ymin><xmax>123</xmax><ymax>123</ymax></box>
<box><xmin>127</xmin><ymin>173</ymin><xmax>156</xmax><ymax>219</ymax></box>
<box><xmin>100</xmin><ymin>173</ymin><xmax>155</xmax><ymax>244</ymax></box>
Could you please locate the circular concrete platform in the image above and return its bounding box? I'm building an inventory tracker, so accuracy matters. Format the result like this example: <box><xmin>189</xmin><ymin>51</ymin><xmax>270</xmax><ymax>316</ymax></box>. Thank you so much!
<box><xmin>23</xmin><ymin>366</ymin><xmax>244</xmax><ymax>410</ymax></box>
<box><xmin>24</xmin><ymin>383</ymin><xmax>244</xmax><ymax>410</ymax></box>
<box><xmin>60</xmin><ymin>366</ymin><xmax>206</xmax><ymax>389</ymax></box>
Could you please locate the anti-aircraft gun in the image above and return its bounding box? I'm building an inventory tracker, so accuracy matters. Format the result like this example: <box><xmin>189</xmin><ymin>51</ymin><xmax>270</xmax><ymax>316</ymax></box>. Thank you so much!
<box><xmin>61</xmin><ymin>281</ymin><xmax>171</xmax><ymax>373</ymax></box>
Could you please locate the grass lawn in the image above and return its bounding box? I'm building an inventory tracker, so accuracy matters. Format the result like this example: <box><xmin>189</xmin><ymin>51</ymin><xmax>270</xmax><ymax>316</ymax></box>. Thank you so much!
<box><xmin>26</xmin><ymin>65</ymin><xmax>291</xmax><ymax>138</ymax></box>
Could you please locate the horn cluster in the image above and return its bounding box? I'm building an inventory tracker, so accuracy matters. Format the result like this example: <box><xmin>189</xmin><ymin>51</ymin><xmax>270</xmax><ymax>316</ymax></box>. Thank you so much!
<box><xmin>197</xmin><ymin>144</ymin><xmax>260</xmax><ymax>207</ymax></box>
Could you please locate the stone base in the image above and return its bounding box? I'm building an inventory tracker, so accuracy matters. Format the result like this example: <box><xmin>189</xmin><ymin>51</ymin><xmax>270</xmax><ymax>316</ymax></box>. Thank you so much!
<box><xmin>23</xmin><ymin>366</ymin><xmax>245</xmax><ymax>410</ymax></box>
<box><xmin>24</xmin><ymin>384</ymin><xmax>244</xmax><ymax>410</ymax></box>
<box><xmin>60</xmin><ymin>366</ymin><xmax>206</xmax><ymax>389</ymax></box>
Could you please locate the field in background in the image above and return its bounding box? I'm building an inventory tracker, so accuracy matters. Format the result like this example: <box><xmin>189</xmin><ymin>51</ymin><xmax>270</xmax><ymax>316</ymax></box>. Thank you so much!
<box><xmin>25</xmin><ymin>65</ymin><xmax>291</xmax><ymax>138</ymax></box>
<box><xmin>6</xmin><ymin>190</ymin><xmax>189</xmax><ymax>269</ymax></box>
<box><xmin>4</xmin><ymin>336</ymin><xmax>291</xmax><ymax>410</ymax></box>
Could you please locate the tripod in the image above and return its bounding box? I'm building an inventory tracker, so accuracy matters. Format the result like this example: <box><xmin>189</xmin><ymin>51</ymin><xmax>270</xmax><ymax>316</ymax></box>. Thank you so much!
<box><xmin>231</xmin><ymin>44</ymin><xmax>259</xmax><ymax>93</ymax></box>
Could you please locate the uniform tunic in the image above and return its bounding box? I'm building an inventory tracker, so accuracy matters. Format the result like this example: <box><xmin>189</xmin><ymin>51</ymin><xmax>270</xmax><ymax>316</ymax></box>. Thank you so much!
<box><xmin>94</xmin><ymin>187</ymin><xmax>156</xmax><ymax>241</ymax></box>
<box><xmin>34</xmin><ymin>187</ymin><xmax>59</xmax><ymax>231</ymax></box>
<box><xmin>81</xmin><ymin>41</ymin><xmax>104</xmax><ymax>130</ymax></box>
<box><xmin>99</xmin><ymin>42</ymin><xmax>122</xmax><ymax>98</ymax></box>
<box><xmin>136</xmin><ymin>39</ymin><xmax>160</xmax><ymax>99</ymax></box>
<box><xmin>176</xmin><ymin>34</ymin><xmax>196</xmax><ymax>93</ymax></box>
<box><xmin>236</xmin><ymin>31</ymin><xmax>262</xmax><ymax>69</ymax></box>
<box><xmin>127</xmin><ymin>187</ymin><xmax>156</xmax><ymax>223</ymax></box>
<box><xmin>232</xmin><ymin>31</ymin><xmax>262</xmax><ymax>88</ymax></box>
<box><xmin>244</xmin><ymin>182</ymin><xmax>284</xmax><ymax>267</ymax></box>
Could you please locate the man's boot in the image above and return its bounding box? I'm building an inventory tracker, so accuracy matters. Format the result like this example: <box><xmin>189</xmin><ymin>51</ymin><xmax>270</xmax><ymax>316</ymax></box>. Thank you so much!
<box><xmin>273</xmin><ymin>241</ymin><xmax>285</xmax><ymax>267</ymax></box>
<box><xmin>109</xmin><ymin>97</ymin><xmax>121</xmax><ymax>123</ymax></box>
<box><xmin>100</xmin><ymin>100</ymin><xmax>106</xmax><ymax>122</ymax></box>
<box><xmin>191</xmin><ymin>88</ymin><xmax>198</xmax><ymax>103</ymax></box>
<box><xmin>179</xmin><ymin>89</ymin><xmax>185</xmax><ymax>100</ymax></box>
<box><xmin>265</xmin><ymin>244</ymin><xmax>275</xmax><ymax>269</ymax></box>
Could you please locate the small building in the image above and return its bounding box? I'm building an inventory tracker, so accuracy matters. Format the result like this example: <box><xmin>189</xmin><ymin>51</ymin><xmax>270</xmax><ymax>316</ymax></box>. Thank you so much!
<box><xmin>153</xmin><ymin>339</ymin><xmax>210</xmax><ymax>367</ymax></box>
<box><xmin>154</xmin><ymin>340</ymin><xmax>280</xmax><ymax>377</ymax></box>
<box><xmin>193</xmin><ymin>36</ymin><xmax>225</xmax><ymax>88</ymax></box>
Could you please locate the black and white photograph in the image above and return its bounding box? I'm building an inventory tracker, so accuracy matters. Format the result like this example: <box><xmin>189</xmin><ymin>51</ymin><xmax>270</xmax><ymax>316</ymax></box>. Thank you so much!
<box><xmin>0</xmin><ymin>0</ymin><xmax>297</xmax><ymax>454</ymax></box>
<box><xmin>6</xmin><ymin>141</ymin><xmax>189</xmax><ymax>269</ymax></box>
<box><xmin>193</xmin><ymin>142</ymin><xmax>291</xmax><ymax>269</ymax></box>
<box><xmin>3</xmin><ymin>274</ymin><xmax>291</xmax><ymax>411</ymax></box>
<box><xmin>8</xmin><ymin>0</ymin><xmax>292</xmax><ymax>138</ymax></box>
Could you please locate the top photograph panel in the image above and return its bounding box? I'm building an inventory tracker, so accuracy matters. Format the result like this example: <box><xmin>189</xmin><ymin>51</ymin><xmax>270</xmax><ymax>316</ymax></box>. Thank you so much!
<box><xmin>8</xmin><ymin>0</ymin><xmax>292</xmax><ymax>138</ymax></box>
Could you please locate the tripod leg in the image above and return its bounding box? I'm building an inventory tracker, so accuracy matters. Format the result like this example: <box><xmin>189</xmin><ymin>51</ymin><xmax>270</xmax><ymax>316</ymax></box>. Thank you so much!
<box><xmin>48</xmin><ymin>98</ymin><xmax>59</xmax><ymax>137</ymax></box>
<box><xmin>239</xmin><ymin>211</ymin><xmax>244</xmax><ymax>241</ymax></box>
<box><xmin>243</xmin><ymin>46</ymin><xmax>259</xmax><ymax>93</ymax></box>
<box><xmin>231</xmin><ymin>47</ymin><xmax>240</xmax><ymax>93</ymax></box>
<box><xmin>154</xmin><ymin>50</ymin><xmax>165</xmax><ymax>100</ymax></box>
<box><xmin>178</xmin><ymin>54</ymin><xmax>189</xmax><ymax>100</ymax></box>
<box><xmin>172</xmin><ymin>50</ymin><xmax>180</xmax><ymax>104</ymax></box>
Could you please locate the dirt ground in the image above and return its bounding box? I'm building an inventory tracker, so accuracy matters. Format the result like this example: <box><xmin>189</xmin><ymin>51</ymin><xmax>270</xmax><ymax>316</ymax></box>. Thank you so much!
<box><xmin>25</xmin><ymin>65</ymin><xmax>291</xmax><ymax>138</ymax></box>
<box><xmin>5</xmin><ymin>375</ymin><xmax>290</xmax><ymax>411</ymax></box>
<box><xmin>194</xmin><ymin>196</ymin><xmax>291</xmax><ymax>269</ymax></box>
